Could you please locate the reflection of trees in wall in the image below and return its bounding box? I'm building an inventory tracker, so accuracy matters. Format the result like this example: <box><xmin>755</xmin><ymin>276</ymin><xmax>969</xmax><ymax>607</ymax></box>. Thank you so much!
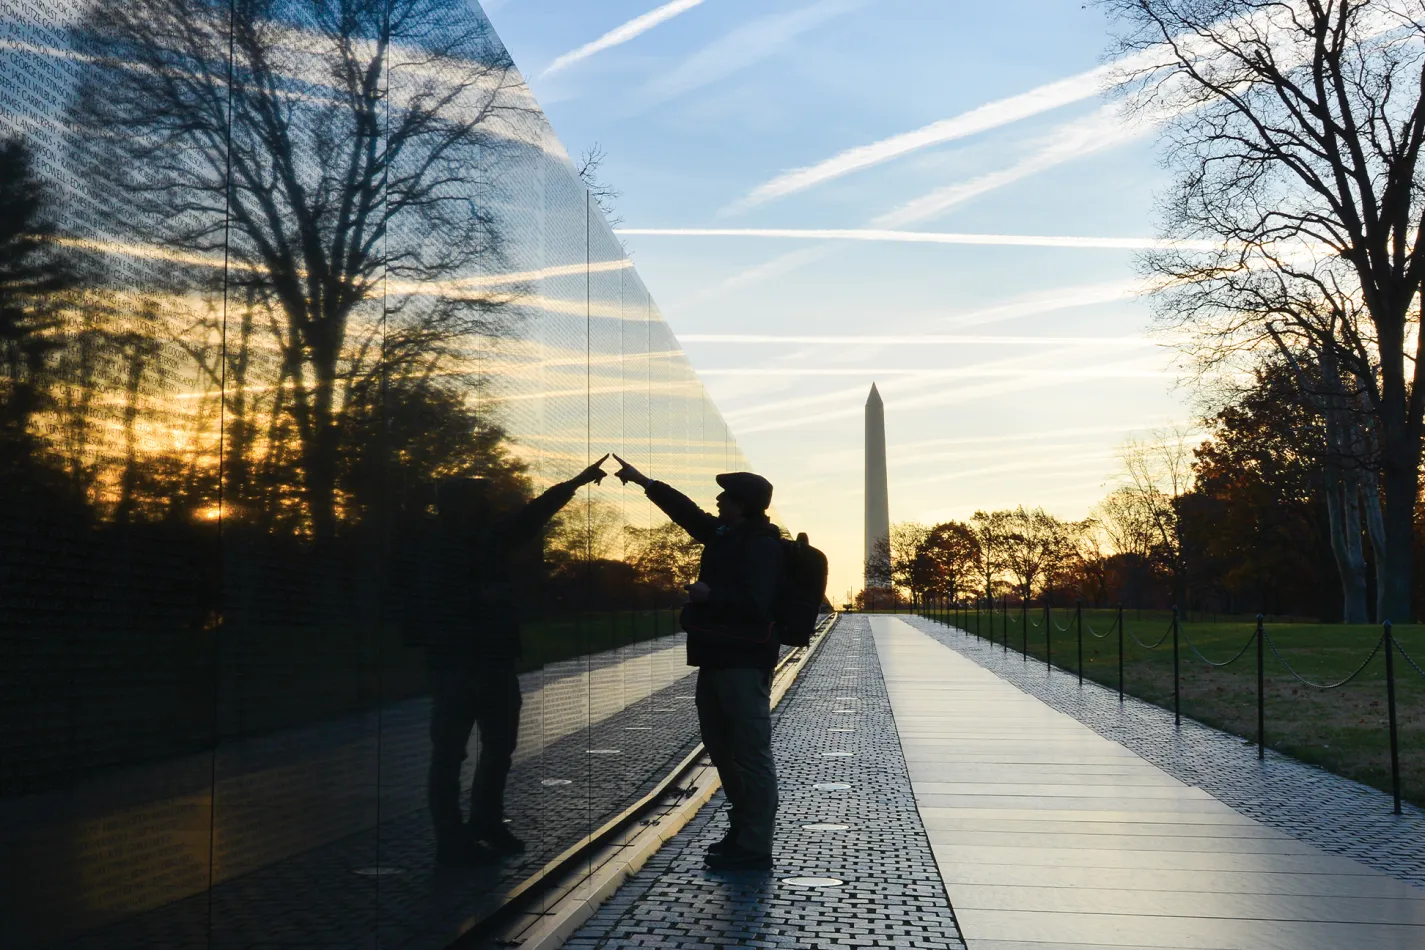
<box><xmin>0</xmin><ymin>140</ymin><xmax>76</xmax><ymax>473</ymax></box>
<box><xmin>624</xmin><ymin>521</ymin><xmax>700</xmax><ymax>598</ymax></box>
<box><xmin>69</xmin><ymin>0</ymin><xmax>531</xmax><ymax>539</ymax></box>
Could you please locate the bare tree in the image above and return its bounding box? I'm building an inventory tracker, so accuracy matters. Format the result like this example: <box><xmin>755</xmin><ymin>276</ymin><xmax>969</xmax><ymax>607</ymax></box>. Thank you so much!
<box><xmin>970</xmin><ymin>509</ymin><xmax>1011</xmax><ymax>600</ymax></box>
<box><xmin>1074</xmin><ymin>520</ymin><xmax>1115</xmax><ymax>606</ymax></box>
<box><xmin>0</xmin><ymin>139</ymin><xmax>77</xmax><ymax>457</ymax></box>
<box><xmin>625</xmin><ymin>520</ymin><xmax>701</xmax><ymax>595</ymax></box>
<box><xmin>888</xmin><ymin>521</ymin><xmax>931</xmax><ymax>602</ymax></box>
<box><xmin>1119</xmin><ymin>428</ymin><xmax>1197</xmax><ymax>611</ymax></box>
<box><xmin>1103</xmin><ymin>0</ymin><xmax>1425</xmax><ymax>620</ymax></box>
<box><xmin>999</xmin><ymin>506</ymin><xmax>1075</xmax><ymax>604</ymax></box>
<box><xmin>70</xmin><ymin>0</ymin><xmax>530</xmax><ymax>540</ymax></box>
<box><xmin>578</xmin><ymin>143</ymin><xmax>624</xmax><ymax>229</ymax></box>
<box><xmin>923</xmin><ymin>520</ymin><xmax>981</xmax><ymax>601</ymax></box>
<box><xmin>864</xmin><ymin>535</ymin><xmax>894</xmax><ymax>591</ymax></box>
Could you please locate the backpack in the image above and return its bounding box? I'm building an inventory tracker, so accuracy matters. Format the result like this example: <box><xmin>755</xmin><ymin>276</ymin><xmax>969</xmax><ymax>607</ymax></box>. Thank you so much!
<box><xmin>773</xmin><ymin>532</ymin><xmax>828</xmax><ymax>647</ymax></box>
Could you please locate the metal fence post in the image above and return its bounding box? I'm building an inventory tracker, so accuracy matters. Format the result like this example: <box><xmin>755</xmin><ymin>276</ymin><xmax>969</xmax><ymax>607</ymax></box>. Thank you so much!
<box><xmin>1002</xmin><ymin>597</ymin><xmax>1008</xmax><ymax>654</ymax></box>
<box><xmin>1076</xmin><ymin>600</ymin><xmax>1083</xmax><ymax>686</ymax></box>
<box><xmin>1117</xmin><ymin>603</ymin><xmax>1124</xmax><ymax>702</ymax></box>
<box><xmin>1044</xmin><ymin>599</ymin><xmax>1052</xmax><ymax>671</ymax></box>
<box><xmin>1256</xmin><ymin>614</ymin><xmax>1265</xmax><ymax>761</ymax></box>
<box><xmin>1172</xmin><ymin>605</ymin><xmax>1180</xmax><ymax>728</ymax></box>
<box><xmin>1021</xmin><ymin>598</ymin><xmax>1027</xmax><ymax>660</ymax></box>
<box><xmin>1385</xmin><ymin>621</ymin><xmax>1402</xmax><ymax>815</ymax></box>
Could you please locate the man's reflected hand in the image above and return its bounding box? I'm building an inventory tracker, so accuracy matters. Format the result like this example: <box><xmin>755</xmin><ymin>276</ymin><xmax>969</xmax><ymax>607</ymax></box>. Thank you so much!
<box><xmin>578</xmin><ymin>453</ymin><xmax>611</xmax><ymax>486</ymax></box>
<box><xmin>612</xmin><ymin>454</ymin><xmax>651</xmax><ymax>488</ymax></box>
<box><xmin>686</xmin><ymin>581</ymin><xmax>711</xmax><ymax>603</ymax></box>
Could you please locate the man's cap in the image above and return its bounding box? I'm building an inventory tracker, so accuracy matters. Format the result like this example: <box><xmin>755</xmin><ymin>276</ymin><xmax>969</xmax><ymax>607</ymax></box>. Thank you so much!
<box><xmin>715</xmin><ymin>472</ymin><xmax>773</xmax><ymax>512</ymax></box>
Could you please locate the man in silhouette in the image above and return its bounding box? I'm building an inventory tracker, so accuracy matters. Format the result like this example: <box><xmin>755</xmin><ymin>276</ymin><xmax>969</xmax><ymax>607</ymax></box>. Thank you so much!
<box><xmin>426</xmin><ymin>455</ymin><xmax>609</xmax><ymax>864</ymax></box>
<box><xmin>612</xmin><ymin>454</ymin><xmax>784</xmax><ymax>871</ymax></box>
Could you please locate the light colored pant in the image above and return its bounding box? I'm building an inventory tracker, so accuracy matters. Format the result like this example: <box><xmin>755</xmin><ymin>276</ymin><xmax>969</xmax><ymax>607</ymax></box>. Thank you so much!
<box><xmin>695</xmin><ymin>666</ymin><xmax>777</xmax><ymax>854</ymax></box>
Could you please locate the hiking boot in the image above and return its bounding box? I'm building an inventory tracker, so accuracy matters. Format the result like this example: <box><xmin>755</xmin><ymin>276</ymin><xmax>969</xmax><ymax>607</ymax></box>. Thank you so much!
<box><xmin>703</xmin><ymin>843</ymin><xmax>772</xmax><ymax>872</ymax></box>
<box><xmin>705</xmin><ymin>829</ymin><xmax>739</xmax><ymax>856</ymax></box>
<box><xmin>473</xmin><ymin>824</ymin><xmax>526</xmax><ymax>855</ymax></box>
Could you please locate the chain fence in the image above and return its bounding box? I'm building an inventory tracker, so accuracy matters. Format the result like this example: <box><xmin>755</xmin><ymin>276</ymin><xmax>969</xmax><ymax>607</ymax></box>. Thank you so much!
<box><xmin>1263</xmin><ymin>630</ymin><xmax>1386</xmax><ymax>690</ymax></box>
<box><xmin>1181</xmin><ymin>625</ymin><xmax>1257</xmax><ymax>668</ymax></box>
<box><xmin>1126</xmin><ymin>617</ymin><xmax>1175</xmax><ymax>651</ymax></box>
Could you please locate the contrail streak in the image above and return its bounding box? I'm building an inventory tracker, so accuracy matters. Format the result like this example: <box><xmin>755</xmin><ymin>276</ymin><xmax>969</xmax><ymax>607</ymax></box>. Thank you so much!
<box><xmin>719</xmin><ymin>3</ymin><xmax>1317</xmax><ymax>214</ymax></box>
<box><xmin>679</xmin><ymin>333</ymin><xmax>1154</xmax><ymax>346</ymax></box>
<box><xmin>698</xmin><ymin>367</ymin><xmax>1171</xmax><ymax>378</ymax></box>
<box><xmin>616</xmin><ymin>227</ymin><xmax>1213</xmax><ymax>251</ymax></box>
<box><xmin>541</xmin><ymin>0</ymin><xmax>706</xmax><ymax>77</ymax></box>
<box><xmin>721</xmin><ymin>50</ymin><xmax>1159</xmax><ymax>213</ymax></box>
<box><xmin>871</xmin><ymin>104</ymin><xmax>1150</xmax><ymax>228</ymax></box>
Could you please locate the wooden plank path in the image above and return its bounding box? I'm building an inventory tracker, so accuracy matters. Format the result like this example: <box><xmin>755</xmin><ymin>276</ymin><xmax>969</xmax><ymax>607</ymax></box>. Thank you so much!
<box><xmin>872</xmin><ymin>616</ymin><xmax>1425</xmax><ymax>950</ymax></box>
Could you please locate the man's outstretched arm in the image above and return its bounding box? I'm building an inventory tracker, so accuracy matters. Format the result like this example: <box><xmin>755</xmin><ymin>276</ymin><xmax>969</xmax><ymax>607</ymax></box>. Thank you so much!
<box><xmin>612</xmin><ymin>454</ymin><xmax>719</xmax><ymax>545</ymax></box>
<box><xmin>500</xmin><ymin>455</ymin><xmax>609</xmax><ymax>547</ymax></box>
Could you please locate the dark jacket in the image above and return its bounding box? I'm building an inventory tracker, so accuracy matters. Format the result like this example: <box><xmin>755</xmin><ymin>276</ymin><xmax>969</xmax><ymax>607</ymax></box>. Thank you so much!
<box><xmin>645</xmin><ymin>481</ymin><xmax>784</xmax><ymax>670</ymax></box>
<box><xmin>415</xmin><ymin>478</ymin><xmax>581</xmax><ymax>663</ymax></box>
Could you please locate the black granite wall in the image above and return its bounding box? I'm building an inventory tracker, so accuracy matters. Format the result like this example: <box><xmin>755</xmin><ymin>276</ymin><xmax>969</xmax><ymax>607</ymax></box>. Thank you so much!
<box><xmin>0</xmin><ymin>2</ymin><xmax>744</xmax><ymax>944</ymax></box>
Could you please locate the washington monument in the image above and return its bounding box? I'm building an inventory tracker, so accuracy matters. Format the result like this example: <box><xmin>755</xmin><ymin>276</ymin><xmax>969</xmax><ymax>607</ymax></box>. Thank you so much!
<box><xmin>864</xmin><ymin>383</ymin><xmax>890</xmax><ymax>587</ymax></box>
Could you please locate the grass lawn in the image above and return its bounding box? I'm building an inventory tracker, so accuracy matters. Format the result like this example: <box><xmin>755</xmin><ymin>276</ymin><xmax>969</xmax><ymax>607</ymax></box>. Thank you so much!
<box><xmin>919</xmin><ymin>606</ymin><xmax>1425</xmax><ymax>809</ymax></box>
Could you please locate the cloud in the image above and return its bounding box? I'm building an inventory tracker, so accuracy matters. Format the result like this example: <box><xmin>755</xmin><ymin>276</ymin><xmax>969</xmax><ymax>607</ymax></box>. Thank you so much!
<box><xmin>720</xmin><ymin>56</ymin><xmax>1140</xmax><ymax>214</ymax></box>
<box><xmin>895</xmin><ymin>420</ymin><xmax>1193</xmax><ymax>453</ymax></box>
<box><xmin>679</xmin><ymin>333</ymin><xmax>1153</xmax><ymax>346</ymax></box>
<box><xmin>699</xmin><ymin>366</ymin><xmax>1170</xmax><ymax>378</ymax></box>
<box><xmin>719</xmin><ymin>343</ymin><xmax>1157</xmax><ymax>425</ymax></box>
<box><xmin>680</xmin><ymin>274</ymin><xmax>1149</xmax><ymax>349</ymax></box>
<box><xmin>731</xmin><ymin>363</ymin><xmax>1162</xmax><ymax>434</ymax></box>
<box><xmin>616</xmin><ymin>227</ymin><xmax>1214</xmax><ymax>251</ymax></box>
<box><xmin>871</xmin><ymin>104</ymin><xmax>1151</xmax><ymax>228</ymax></box>
<box><xmin>716</xmin><ymin>3</ymin><xmax>1322</xmax><ymax>214</ymax></box>
<box><xmin>540</xmin><ymin>0</ymin><xmax>707</xmax><ymax>78</ymax></box>
<box><xmin>937</xmin><ymin>277</ymin><xmax>1146</xmax><ymax>329</ymax></box>
<box><xmin>896</xmin><ymin>450</ymin><xmax>1121</xmax><ymax>490</ymax></box>
<box><xmin>670</xmin><ymin>107</ymin><xmax>1161</xmax><ymax>305</ymax></box>
<box><xmin>638</xmin><ymin>0</ymin><xmax>860</xmax><ymax>108</ymax></box>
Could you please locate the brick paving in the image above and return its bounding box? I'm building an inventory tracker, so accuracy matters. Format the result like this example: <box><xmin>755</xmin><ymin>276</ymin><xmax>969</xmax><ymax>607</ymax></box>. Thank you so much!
<box><xmin>565</xmin><ymin>615</ymin><xmax>966</xmax><ymax>950</ymax></box>
<box><xmin>903</xmin><ymin>613</ymin><xmax>1425</xmax><ymax>890</ymax></box>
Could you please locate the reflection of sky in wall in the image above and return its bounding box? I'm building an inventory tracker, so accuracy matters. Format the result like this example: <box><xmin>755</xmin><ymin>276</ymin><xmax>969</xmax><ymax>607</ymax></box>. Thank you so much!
<box><xmin>489</xmin><ymin>0</ymin><xmax>1200</xmax><ymax>598</ymax></box>
<box><xmin>1</xmin><ymin>2</ymin><xmax>744</xmax><ymax>533</ymax></box>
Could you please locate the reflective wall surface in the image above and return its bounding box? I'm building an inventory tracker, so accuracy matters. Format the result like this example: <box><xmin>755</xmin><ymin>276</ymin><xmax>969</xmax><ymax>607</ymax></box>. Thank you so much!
<box><xmin>0</xmin><ymin>1</ymin><xmax>751</xmax><ymax>945</ymax></box>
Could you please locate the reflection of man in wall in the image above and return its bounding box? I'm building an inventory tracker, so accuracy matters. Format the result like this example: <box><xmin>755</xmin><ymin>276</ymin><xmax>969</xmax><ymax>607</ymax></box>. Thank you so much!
<box><xmin>427</xmin><ymin>455</ymin><xmax>608</xmax><ymax>864</ymax></box>
<box><xmin>612</xmin><ymin>455</ymin><xmax>784</xmax><ymax>872</ymax></box>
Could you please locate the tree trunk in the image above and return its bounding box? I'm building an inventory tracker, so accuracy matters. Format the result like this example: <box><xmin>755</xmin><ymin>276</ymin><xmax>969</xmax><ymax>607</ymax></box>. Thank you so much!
<box><xmin>1323</xmin><ymin>465</ymin><xmax>1369</xmax><ymax>622</ymax></box>
<box><xmin>304</xmin><ymin>368</ymin><xmax>339</xmax><ymax>543</ymax></box>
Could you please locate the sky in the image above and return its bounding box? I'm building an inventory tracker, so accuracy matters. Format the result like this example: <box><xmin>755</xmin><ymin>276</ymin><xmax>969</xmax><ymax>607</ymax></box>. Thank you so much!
<box><xmin>483</xmin><ymin>0</ymin><xmax>1192</xmax><ymax>601</ymax></box>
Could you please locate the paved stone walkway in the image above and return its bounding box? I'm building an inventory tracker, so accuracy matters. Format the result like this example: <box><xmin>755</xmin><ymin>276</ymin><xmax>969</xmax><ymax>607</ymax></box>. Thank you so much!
<box><xmin>882</xmin><ymin>616</ymin><xmax>1425</xmax><ymax>949</ymax></box>
<box><xmin>566</xmin><ymin>614</ymin><xmax>966</xmax><ymax>949</ymax></box>
<box><xmin>901</xmin><ymin>613</ymin><xmax>1425</xmax><ymax>889</ymax></box>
